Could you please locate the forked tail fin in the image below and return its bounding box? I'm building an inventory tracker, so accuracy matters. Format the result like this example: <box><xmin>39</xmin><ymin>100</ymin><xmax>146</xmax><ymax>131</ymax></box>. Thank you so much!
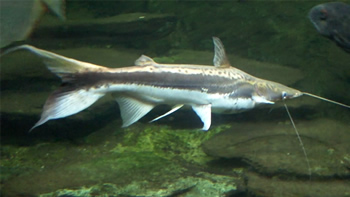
<box><xmin>3</xmin><ymin>45</ymin><xmax>108</xmax><ymax>131</ymax></box>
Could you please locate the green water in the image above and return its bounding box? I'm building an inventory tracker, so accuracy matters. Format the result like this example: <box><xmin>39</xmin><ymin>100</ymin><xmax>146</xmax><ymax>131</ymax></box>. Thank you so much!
<box><xmin>1</xmin><ymin>1</ymin><xmax>349</xmax><ymax>196</ymax></box>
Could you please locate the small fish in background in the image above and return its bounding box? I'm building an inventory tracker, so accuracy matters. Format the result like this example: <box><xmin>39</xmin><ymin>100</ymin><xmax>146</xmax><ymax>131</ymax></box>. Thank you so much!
<box><xmin>0</xmin><ymin>0</ymin><xmax>65</xmax><ymax>48</ymax></box>
<box><xmin>308</xmin><ymin>2</ymin><xmax>350</xmax><ymax>53</ymax></box>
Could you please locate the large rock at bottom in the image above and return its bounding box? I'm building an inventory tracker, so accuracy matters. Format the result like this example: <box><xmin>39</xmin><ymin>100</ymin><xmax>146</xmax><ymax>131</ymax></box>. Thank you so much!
<box><xmin>202</xmin><ymin>119</ymin><xmax>350</xmax><ymax>178</ymax></box>
<box><xmin>245</xmin><ymin>172</ymin><xmax>350</xmax><ymax>197</ymax></box>
<box><xmin>38</xmin><ymin>172</ymin><xmax>239</xmax><ymax>197</ymax></box>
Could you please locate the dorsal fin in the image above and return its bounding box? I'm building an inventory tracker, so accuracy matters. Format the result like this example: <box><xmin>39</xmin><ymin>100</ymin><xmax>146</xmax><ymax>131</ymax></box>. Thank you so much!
<box><xmin>135</xmin><ymin>55</ymin><xmax>156</xmax><ymax>66</ymax></box>
<box><xmin>213</xmin><ymin>37</ymin><xmax>231</xmax><ymax>68</ymax></box>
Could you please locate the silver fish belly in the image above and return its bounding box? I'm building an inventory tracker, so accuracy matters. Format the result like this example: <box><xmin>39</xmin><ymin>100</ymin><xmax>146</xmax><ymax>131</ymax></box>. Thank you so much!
<box><xmin>3</xmin><ymin>37</ymin><xmax>302</xmax><ymax>131</ymax></box>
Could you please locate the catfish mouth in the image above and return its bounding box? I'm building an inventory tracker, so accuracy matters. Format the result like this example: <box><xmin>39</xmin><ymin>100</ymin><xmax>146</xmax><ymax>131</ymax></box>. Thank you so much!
<box><xmin>282</xmin><ymin>91</ymin><xmax>303</xmax><ymax>100</ymax></box>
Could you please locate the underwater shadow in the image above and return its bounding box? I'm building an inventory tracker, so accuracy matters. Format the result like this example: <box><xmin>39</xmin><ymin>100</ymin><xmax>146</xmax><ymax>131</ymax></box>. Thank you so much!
<box><xmin>0</xmin><ymin>102</ymin><xmax>120</xmax><ymax>146</ymax></box>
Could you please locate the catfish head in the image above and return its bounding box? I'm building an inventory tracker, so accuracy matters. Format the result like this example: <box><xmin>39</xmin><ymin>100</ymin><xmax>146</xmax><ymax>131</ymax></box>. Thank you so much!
<box><xmin>253</xmin><ymin>80</ymin><xmax>302</xmax><ymax>104</ymax></box>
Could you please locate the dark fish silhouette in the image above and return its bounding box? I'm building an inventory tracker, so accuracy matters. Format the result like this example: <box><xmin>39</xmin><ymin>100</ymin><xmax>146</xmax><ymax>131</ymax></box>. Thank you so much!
<box><xmin>0</xmin><ymin>0</ymin><xmax>65</xmax><ymax>48</ymax></box>
<box><xmin>308</xmin><ymin>2</ymin><xmax>350</xmax><ymax>53</ymax></box>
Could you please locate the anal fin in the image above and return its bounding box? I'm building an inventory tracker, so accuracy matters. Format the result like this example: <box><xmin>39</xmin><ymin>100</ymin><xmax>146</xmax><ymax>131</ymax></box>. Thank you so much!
<box><xmin>115</xmin><ymin>96</ymin><xmax>155</xmax><ymax>127</ymax></box>
<box><xmin>31</xmin><ymin>88</ymin><xmax>104</xmax><ymax>131</ymax></box>
<box><xmin>192</xmin><ymin>104</ymin><xmax>212</xmax><ymax>131</ymax></box>
<box><xmin>150</xmin><ymin>104</ymin><xmax>184</xmax><ymax>123</ymax></box>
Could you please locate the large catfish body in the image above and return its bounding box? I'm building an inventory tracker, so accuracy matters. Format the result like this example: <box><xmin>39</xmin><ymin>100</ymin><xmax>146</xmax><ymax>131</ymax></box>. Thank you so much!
<box><xmin>7</xmin><ymin>37</ymin><xmax>301</xmax><ymax>130</ymax></box>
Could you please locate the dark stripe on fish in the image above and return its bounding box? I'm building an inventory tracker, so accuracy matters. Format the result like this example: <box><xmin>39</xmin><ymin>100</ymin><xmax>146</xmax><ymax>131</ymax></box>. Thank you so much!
<box><xmin>66</xmin><ymin>70</ymin><xmax>255</xmax><ymax>95</ymax></box>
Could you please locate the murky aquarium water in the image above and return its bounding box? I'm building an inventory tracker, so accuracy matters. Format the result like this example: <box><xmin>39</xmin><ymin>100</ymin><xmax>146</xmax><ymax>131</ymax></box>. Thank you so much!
<box><xmin>1</xmin><ymin>1</ymin><xmax>349</xmax><ymax>196</ymax></box>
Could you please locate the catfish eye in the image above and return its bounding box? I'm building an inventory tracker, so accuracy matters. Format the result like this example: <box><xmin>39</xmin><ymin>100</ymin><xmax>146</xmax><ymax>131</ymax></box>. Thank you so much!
<box><xmin>319</xmin><ymin>9</ymin><xmax>328</xmax><ymax>20</ymax></box>
<box><xmin>282</xmin><ymin>91</ymin><xmax>287</xmax><ymax>99</ymax></box>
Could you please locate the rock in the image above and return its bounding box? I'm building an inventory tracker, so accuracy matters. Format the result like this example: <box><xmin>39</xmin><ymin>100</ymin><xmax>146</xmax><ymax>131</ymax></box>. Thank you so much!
<box><xmin>202</xmin><ymin>119</ymin><xmax>350</xmax><ymax>178</ymax></box>
<box><xmin>33</xmin><ymin>12</ymin><xmax>177</xmax><ymax>40</ymax></box>
<box><xmin>39</xmin><ymin>172</ymin><xmax>239</xmax><ymax>197</ymax></box>
<box><xmin>0</xmin><ymin>115</ymin><xmax>235</xmax><ymax>196</ymax></box>
<box><xmin>245</xmin><ymin>172</ymin><xmax>350</xmax><ymax>197</ymax></box>
<box><xmin>1</xmin><ymin>149</ymin><xmax>185</xmax><ymax>196</ymax></box>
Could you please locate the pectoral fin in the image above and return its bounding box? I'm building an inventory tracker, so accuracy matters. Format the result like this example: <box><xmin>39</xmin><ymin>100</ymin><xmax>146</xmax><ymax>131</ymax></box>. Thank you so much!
<box><xmin>252</xmin><ymin>95</ymin><xmax>274</xmax><ymax>104</ymax></box>
<box><xmin>192</xmin><ymin>104</ymin><xmax>212</xmax><ymax>131</ymax></box>
<box><xmin>150</xmin><ymin>104</ymin><xmax>184</xmax><ymax>122</ymax></box>
<box><xmin>115</xmin><ymin>96</ymin><xmax>155</xmax><ymax>127</ymax></box>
